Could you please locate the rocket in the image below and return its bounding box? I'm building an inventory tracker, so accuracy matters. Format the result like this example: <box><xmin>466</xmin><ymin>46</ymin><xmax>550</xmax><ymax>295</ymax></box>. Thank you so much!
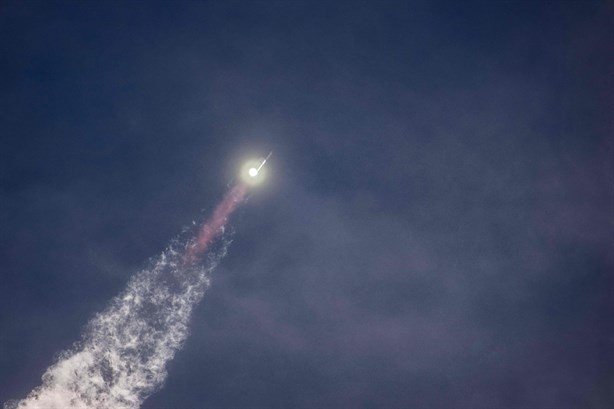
<box><xmin>248</xmin><ymin>151</ymin><xmax>272</xmax><ymax>177</ymax></box>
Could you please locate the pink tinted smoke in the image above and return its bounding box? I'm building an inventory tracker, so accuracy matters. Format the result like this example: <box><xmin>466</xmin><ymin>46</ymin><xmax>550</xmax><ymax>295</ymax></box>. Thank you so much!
<box><xmin>185</xmin><ymin>183</ymin><xmax>247</xmax><ymax>263</ymax></box>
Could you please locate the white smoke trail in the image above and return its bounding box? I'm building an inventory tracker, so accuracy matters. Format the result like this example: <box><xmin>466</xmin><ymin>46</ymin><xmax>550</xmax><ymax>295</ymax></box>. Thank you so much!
<box><xmin>5</xmin><ymin>234</ymin><xmax>230</xmax><ymax>409</ymax></box>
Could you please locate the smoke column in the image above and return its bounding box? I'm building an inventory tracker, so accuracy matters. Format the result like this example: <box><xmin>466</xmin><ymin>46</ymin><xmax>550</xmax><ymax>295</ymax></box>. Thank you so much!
<box><xmin>5</xmin><ymin>184</ymin><xmax>248</xmax><ymax>409</ymax></box>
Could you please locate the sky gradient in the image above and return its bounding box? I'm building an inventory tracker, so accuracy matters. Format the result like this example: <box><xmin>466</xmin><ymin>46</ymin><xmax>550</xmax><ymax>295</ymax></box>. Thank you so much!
<box><xmin>1</xmin><ymin>1</ymin><xmax>613</xmax><ymax>408</ymax></box>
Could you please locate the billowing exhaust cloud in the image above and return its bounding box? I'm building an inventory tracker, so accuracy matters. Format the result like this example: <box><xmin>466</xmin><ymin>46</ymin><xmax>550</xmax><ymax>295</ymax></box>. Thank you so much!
<box><xmin>5</xmin><ymin>184</ymin><xmax>248</xmax><ymax>409</ymax></box>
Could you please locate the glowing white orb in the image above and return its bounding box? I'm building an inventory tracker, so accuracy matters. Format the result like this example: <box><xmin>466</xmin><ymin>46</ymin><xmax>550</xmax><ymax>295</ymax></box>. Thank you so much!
<box><xmin>240</xmin><ymin>157</ymin><xmax>268</xmax><ymax>186</ymax></box>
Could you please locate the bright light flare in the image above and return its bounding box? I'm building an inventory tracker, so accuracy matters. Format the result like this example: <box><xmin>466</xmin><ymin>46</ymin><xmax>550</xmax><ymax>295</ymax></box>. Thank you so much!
<box><xmin>240</xmin><ymin>157</ymin><xmax>268</xmax><ymax>186</ymax></box>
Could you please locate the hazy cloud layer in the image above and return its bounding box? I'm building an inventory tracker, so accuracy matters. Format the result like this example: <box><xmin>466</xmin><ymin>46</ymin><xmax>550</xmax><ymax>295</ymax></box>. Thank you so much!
<box><xmin>1</xmin><ymin>1</ymin><xmax>612</xmax><ymax>408</ymax></box>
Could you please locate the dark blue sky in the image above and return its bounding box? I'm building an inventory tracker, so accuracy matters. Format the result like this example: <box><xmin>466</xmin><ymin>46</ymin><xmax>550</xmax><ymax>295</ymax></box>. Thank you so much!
<box><xmin>1</xmin><ymin>1</ymin><xmax>613</xmax><ymax>407</ymax></box>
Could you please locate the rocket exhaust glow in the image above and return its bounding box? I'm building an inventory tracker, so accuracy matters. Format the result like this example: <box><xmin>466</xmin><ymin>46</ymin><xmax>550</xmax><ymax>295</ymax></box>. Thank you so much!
<box><xmin>184</xmin><ymin>183</ymin><xmax>247</xmax><ymax>264</ymax></box>
<box><xmin>5</xmin><ymin>156</ymin><xmax>269</xmax><ymax>409</ymax></box>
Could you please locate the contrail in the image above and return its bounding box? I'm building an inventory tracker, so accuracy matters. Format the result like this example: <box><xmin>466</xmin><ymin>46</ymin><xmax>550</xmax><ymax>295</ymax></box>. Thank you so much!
<box><xmin>5</xmin><ymin>183</ymin><xmax>248</xmax><ymax>409</ymax></box>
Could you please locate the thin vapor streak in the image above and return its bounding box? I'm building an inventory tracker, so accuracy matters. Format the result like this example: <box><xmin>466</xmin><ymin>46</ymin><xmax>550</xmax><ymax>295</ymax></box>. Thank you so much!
<box><xmin>6</xmin><ymin>185</ymin><xmax>248</xmax><ymax>409</ymax></box>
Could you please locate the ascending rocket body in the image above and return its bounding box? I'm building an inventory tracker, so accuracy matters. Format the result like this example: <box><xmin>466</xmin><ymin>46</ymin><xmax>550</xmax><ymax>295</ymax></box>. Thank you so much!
<box><xmin>240</xmin><ymin>152</ymin><xmax>272</xmax><ymax>186</ymax></box>
<box><xmin>248</xmin><ymin>152</ymin><xmax>272</xmax><ymax>177</ymax></box>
